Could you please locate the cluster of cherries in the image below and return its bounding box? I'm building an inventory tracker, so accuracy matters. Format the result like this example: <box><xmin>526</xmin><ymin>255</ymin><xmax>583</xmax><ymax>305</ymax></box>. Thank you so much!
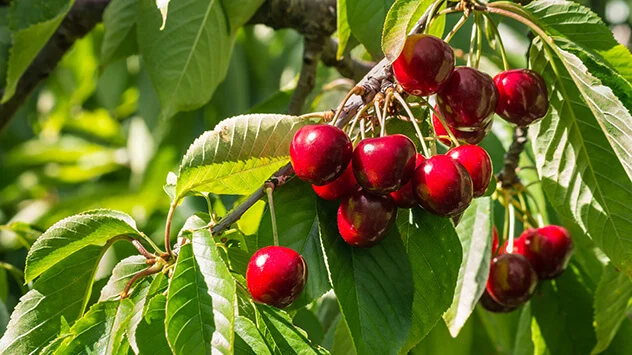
<box><xmin>245</xmin><ymin>33</ymin><xmax>552</xmax><ymax>309</ymax></box>
<box><xmin>481</xmin><ymin>225</ymin><xmax>574</xmax><ymax>312</ymax></box>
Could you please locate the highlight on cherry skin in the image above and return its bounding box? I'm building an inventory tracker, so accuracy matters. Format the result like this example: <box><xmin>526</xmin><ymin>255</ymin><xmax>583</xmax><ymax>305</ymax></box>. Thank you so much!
<box><xmin>290</xmin><ymin>124</ymin><xmax>353</xmax><ymax>186</ymax></box>
<box><xmin>246</xmin><ymin>246</ymin><xmax>308</xmax><ymax>308</ymax></box>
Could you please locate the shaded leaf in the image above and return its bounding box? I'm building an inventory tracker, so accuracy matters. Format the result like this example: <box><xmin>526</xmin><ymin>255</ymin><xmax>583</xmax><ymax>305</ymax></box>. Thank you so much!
<box><xmin>332</xmin><ymin>318</ymin><xmax>356</xmax><ymax>355</ymax></box>
<box><xmin>257</xmin><ymin>304</ymin><xmax>328</xmax><ymax>355</ymax></box>
<box><xmin>136</xmin><ymin>294</ymin><xmax>171</xmax><ymax>355</ymax></box>
<box><xmin>101</xmin><ymin>0</ymin><xmax>138</xmax><ymax>66</ymax></box>
<box><xmin>234</xmin><ymin>316</ymin><xmax>272</xmax><ymax>355</ymax></box>
<box><xmin>336</xmin><ymin>0</ymin><xmax>352</xmax><ymax>59</ymax></box>
<box><xmin>345</xmin><ymin>0</ymin><xmax>394</xmax><ymax>58</ymax></box>
<box><xmin>593</xmin><ymin>264</ymin><xmax>632</xmax><ymax>354</ymax></box>
<box><xmin>382</xmin><ymin>0</ymin><xmax>433</xmax><ymax>62</ymax></box>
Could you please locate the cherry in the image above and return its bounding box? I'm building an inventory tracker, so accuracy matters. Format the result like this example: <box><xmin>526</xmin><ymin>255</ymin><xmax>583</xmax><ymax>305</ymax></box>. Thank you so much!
<box><xmin>494</xmin><ymin>69</ymin><xmax>549</xmax><ymax>126</ymax></box>
<box><xmin>437</xmin><ymin>67</ymin><xmax>499</xmax><ymax>130</ymax></box>
<box><xmin>432</xmin><ymin>112</ymin><xmax>492</xmax><ymax>145</ymax></box>
<box><xmin>516</xmin><ymin>226</ymin><xmax>573</xmax><ymax>279</ymax></box>
<box><xmin>246</xmin><ymin>246</ymin><xmax>308</xmax><ymax>308</ymax></box>
<box><xmin>312</xmin><ymin>163</ymin><xmax>358</xmax><ymax>200</ymax></box>
<box><xmin>479</xmin><ymin>289</ymin><xmax>517</xmax><ymax>313</ymax></box>
<box><xmin>352</xmin><ymin>134</ymin><xmax>417</xmax><ymax>194</ymax></box>
<box><xmin>337</xmin><ymin>189</ymin><xmax>397</xmax><ymax>247</ymax></box>
<box><xmin>390</xmin><ymin>153</ymin><xmax>425</xmax><ymax>208</ymax></box>
<box><xmin>412</xmin><ymin>154</ymin><xmax>473</xmax><ymax>217</ymax></box>
<box><xmin>447</xmin><ymin>145</ymin><xmax>493</xmax><ymax>198</ymax></box>
<box><xmin>290</xmin><ymin>124</ymin><xmax>353</xmax><ymax>185</ymax></box>
<box><xmin>486</xmin><ymin>253</ymin><xmax>538</xmax><ymax>307</ymax></box>
<box><xmin>393</xmin><ymin>34</ymin><xmax>455</xmax><ymax>96</ymax></box>
<box><xmin>492</xmin><ymin>226</ymin><xmax>499</xmax><ymax>256</ymax></box>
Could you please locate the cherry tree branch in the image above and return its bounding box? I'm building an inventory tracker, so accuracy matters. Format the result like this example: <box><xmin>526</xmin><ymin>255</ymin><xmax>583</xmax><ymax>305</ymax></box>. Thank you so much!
<box><xmin>497</xmin><ymin>126</ymin><xmax>529</xmax><ymax>188</ymax></box>
<box><xmin>288</xmin><ymin>35</ymin><xmax>325</xmax><ymax>115</ymax></box>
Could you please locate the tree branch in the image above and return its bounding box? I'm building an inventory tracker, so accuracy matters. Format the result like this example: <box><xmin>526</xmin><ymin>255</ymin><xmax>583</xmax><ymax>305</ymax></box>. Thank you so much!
<box><xmin>497</xmin><ymin>126</ymin><xmax>529</xmax><ymax>188</ymax></box>
<box><xmin>288</xmin><ymin>36</ymin><xmax>324</xmax><ymax>115</ymax></box>
<box><xmin>0</xmin><ymin>0</ymin><xmax>109</xmax><ymax>132</ymax></box>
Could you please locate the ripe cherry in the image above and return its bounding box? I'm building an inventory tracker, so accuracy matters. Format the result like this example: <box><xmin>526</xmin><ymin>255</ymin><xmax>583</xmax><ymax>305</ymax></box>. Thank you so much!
<box><xmin>479</xmin><ymin>289</ymin><xmax>517</xmax><ymax>313</ymax></box>
<box><xmin>393</xmin><ymin>34</ymin><xmax>455</xmax><ymax>96</ymax></box>
<box><xmin>447</xmin><ymin>145</ymin><xmax>493</xmax><ymax>198</ymax></box>
<box><xmin>412</xmin><ymin>154</ymin><xmax>473</xmax><ymax>217</ymax></box>
<box><xmin>246</xmin><ymin>246</ymin><xmax>308</xmax><ymax>308</ymax></box>
<box><xmin>432</xmin><ymin>112</ymin><xmax>492</xmax><ymax>145</ymax></box>
<box><xmin>312</xmin><ymin>163</ymin><xmax>358</xmax><ymax>200</ymax></box>
<box><xmin>437</xmin><ymin>67</ymin><xmax>499</xmax><ymax>130</ymax></box>
<box><xmin>290</xmin><ymin>124</ymin><xmax>352</xmax><ymax>185</ymax></box>
<box><xmin>352</xmin><ymin>134</ymin><xmax>417</xmax><ymax>194</ymax></box>
<box><xmin>494</xmin><ymin>69</ymin><xmax>549</xmax><ymax>126</ymax></box>
<box><xmin>486</xmin><ymin>253</ymin><xmax>538</xmax><ymax>307</ymax></box>
<box><xmin>516</xmin><ymin>226</ymin><xmax>573</xmax><ymax>279</ymax></box>
<box><xmin>492</xmin><ymin>226</ymin><xmax>499</xmax><ymax>256</ymax></box>
<box><xmin>390</xmin><ymin>153</ymin><xmax>425</xmax><ymax>208</ymax></box>
<box><xmin>337</xmin><ymin>189</ymin><xmax>397</xmax><ymax>247</ymax></box>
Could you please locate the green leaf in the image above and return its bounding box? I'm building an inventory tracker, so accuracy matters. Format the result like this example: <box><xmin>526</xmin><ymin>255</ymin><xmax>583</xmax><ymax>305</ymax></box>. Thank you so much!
<box><xmin>101</xmin><ymin>0</ymin><xmax>138</xmax><ymax>66</ymax></box>
<box><xmin>529</xmin><ymin>41</ymin><xmax>632</xmax><ymax>277</ymax></box>
<box><xmin>257</xmin><ymin>305</ymin><xmax>328</xmax><ymax>355</ymax></box>
<box><xmin>0</xmin><ymin>247</ymin><xmax>105</xmax><ymax>354</ymax></box>
<box><xmin>258</xmin><ymin>180</ymin><xmax>331</xmax><ymax>309</ymax></box>
<box><xmin>318</xmin><ymin>200</ymin><xmax>413</xmax><ymax>355</ymax></box>
<box><xmin>55</xmin><ymin>299</ymin><xmax>134</xmax><ymax>354</ymax></box>
<box><xmin>2</xmin><ymin>0</ymin><xmax>74</xmax><ymax>103</ymax></box>
<box><xmin>221</xmin><ymin>0</ymin><xmax>266</xmax><ymax>33</ymax></box>
<box><xmin>0</xmin><ymin>8</ymin><xmax>10</xmax><ymax>86</ymax></box>
<box><xmin>136</xmin><ymin>294</ymin><xmax>171</xmax><ymax>355</ymax></box>
<box><xmin>336</xmin><ymin>0</ymin><xmax>352</xmax><ymax>59</ymax></box>
<box><xmin>234</xmin><ymin>316</ymin><xmax>272</xmax><ymax>355</ymax></box>
<box><xmin>332</xmin><ymin>318</ymin><xmax>356</xmax><ymax>355</ymax></box>
<box><xmin>24</xmin><ymin>209</ymin><xmax>140</xmax><ymax>282</ymax></box>
<box><xmin>0</xmin><ymin>300</ymin><xmax>9</xmax><ymax>337</ymax></box>
<box><xmin>381</xmin><ymin>0</ymin><xmax>432</xmax><ymax>62</ymax></box>
<box><xmin>444</xmin><ymin>198</ymin><xmax>493</xmax><ymax>337</ymax></box>
<box><xmin>513</xmin><ymin>303</ymin><xmax>536</xmax><ymax>355</ymax></box>
<box><xmin>398</xmin><ymin>208</ymin><xmax>462</xmax><ymax>352</ymax></box>
<box><xmin>593</xmin><ymin>264</ymin><xmax>632</xmax><ymax>354</ymax></box>
<box><xmin>176</xmin><ymin>114</ymin><xmax>316</xmax><ymax>199</ymax></box>
<box><xmin>346</xmin><ymin>0</ymin><xmax>394</xmax><ymax>58</ymax></box>
<box><xmin>137</xmin><ymin>0</ymin><xmax>248</xmax><ymax>118</ymax></box>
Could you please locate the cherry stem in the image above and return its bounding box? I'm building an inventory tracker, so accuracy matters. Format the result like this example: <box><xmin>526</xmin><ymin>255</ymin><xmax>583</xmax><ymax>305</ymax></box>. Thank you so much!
<box><xmin>265</xmin><ymin>183</ymin><xmax>279</xmax><ymax>246</ymax></box>
<box><xmin>299</xmin><ymin>112</ymin><xmax>330</xmax><ymax>121</ymax></box>
<box><xmin>467</xmin><ymin>15</ymin><xmax>478</xmax><ymax>67</ymax></box>
<box><xmin>424</xmin><ymin>0</ymin><xmax>447</xmax><ymax>34</ymax></box>
<box><xmin>418</xmin><ymin>96</ymin><xmax>460</xmax><ymax>147</ymax></box>
<box><xmin>359</xmin><ymin>118</ymin><xmax>367</xmax><ymax>140</ymax></box>
<box><xmin>164</xmin><ymin>201</ymin><xmax>177</xmax><ymax>260</ymax></box>
<box><xmin>374</xmin><ymin>101</ymin><xmax>385</xmax><ymax>137</ymax></box>
<box><xmin>130</xmin><ymin>238</ymin><xmax>156</xmax><ymax>260</ymax></box>
<box><xmin>474</xmin><ymin>13</ymin><xmax>483</xmax><ymax>68</ymax></box>
<box><xmin>121</xmin><ymin>263</ymin><xmax>163</xmax><ymax>299</ymax></box>
<box><xmin>483</xmin><ymin>13</ymin><xmax>510</xmax><ymax>71</ymax></box>
<box><xmin>393</xmin><ymin>92</ymin><xmax>431</xmax><ymax>157</ymax></box>
<box><xmin>519</xmin><ymin>189</ymin><xmax>544</xmax><ymax>227</ymax></box>
<box><xmin>506</xmin><ymin>201</ymin><xmax>516</xmax><ymax>253</ymax></box>
<box><xmin>347</xmin><ymin>102</ymin><xmax>372</xmax><ymax>137</ymax></box>
<box><xmin>382</xmin><ymin>91</ymin><xmax>393</xmax><ymax>136</ymax></box>
<box><xmin>444</xmin><ymin>13</ymin><xmax>469</xmax><ymax>43</ymax></box>
<box><xmin>332</xmin><ymin>86</ymin><xmax>363</xmax><ymax>126</ymax></box>
<box><xmin>483</xmin><ymin>3</ymin><xmax>554</xmax><ymax>49</ymax></box>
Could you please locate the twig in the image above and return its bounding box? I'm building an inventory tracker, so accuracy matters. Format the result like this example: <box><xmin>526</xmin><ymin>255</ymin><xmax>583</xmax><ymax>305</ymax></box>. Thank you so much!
<box><xmin>288</xmin><ymin>36</ymin><xmax>325</xmax><ymax>115</ymax></box>
<box><xmin>497</xmin><ymin>126</ymin><xmax>529</xmax><ymax>188</ymax></box>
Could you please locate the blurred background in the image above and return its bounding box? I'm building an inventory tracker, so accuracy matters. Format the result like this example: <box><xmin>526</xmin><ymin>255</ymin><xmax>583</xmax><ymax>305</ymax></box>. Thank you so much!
<box><xmin>0</xmin><ymin>0</ymin><xmax>629</xmax><ymax>349</ymax></box>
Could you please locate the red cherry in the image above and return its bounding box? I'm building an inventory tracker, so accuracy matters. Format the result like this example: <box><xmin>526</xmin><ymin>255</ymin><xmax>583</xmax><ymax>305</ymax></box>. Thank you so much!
<box><xmin>447</xmin><ymin>145</ymin><xmax>493</xmax><ymax>198</ymax></box>
<box><xmin>412</xmin><ymin>155</ymin><xmax>473</xmax><ymax>217</ymax></box>
<box><xmin>390</xmin><ymin>153</ymin><xmax>425</xmax><ymax>208</ymax></box>
<box><xmin>432</xmin><ymin>111</ymin><xmax>492</xmax><ymax>145</ymax></box>
<box><xmin>337</xmin><ymin>189</ymin><xmax>397</xmax><ymax>247</ymax></box>
<box><xmin>393</xmin><ymin>34</ymin><xmax>455</xmax><ymax>96</ymax></box>
<box><xmin>437</xmin><ymin>67</ymin><xmax>499</xmax><ymax>130</ymax></box>
<box><xmin>516</xmin><ymin>226</ymin><xmax>573</xmax><ymax>279</ymax></box>
<box><xmin>246</xmin><ymin>246</ymin><xmax>308</xmax><ymax>308</ymax></box>
<box><xmin>492</xmin><ymin>226</ymin><xmax>499</xmax><ymax>256</ymax></box>
<box><xmin>352</xmin><ymin>134</ymin><xmax>417</xmax><ymax>194</ymax></box>
<box><xmin>479</xmin><ymin>289</ymin><xmax>518</xmax><ymax>313</ymax></box>
<box><xmin>312</xmin><ymin>163</ymin><xmax>358</xmax><ymax>200</ymax></box>
<box><xmin>486</xmin><ymin>253</ymin><xmax>538</xmax><ymax>307</ymax></box>
<box><xmin>494</xmin><ymin>69</ymin><xmax>549</xmax><ymax>126</ymax></box>
<box><xmin>290</xmin><ymin>124</ymin><xmax>352</xmax><ymax>185</ymax></box>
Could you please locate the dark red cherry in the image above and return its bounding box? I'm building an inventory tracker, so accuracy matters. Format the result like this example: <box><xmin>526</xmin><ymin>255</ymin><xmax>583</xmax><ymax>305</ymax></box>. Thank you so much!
<box><xmin>516</xmin><ymin>226</ymin><xmax>573</xmax><ymax>279</ymax></box>
<box><xmin>246</xmin><ymin>246</ymin><xmax>308</xmax><ymax>308</ymax></box>
<box><xmin>312</xmin><ymin>163</ymin><xmax>358</xmax><ymax>200</ymax></box>
<box><xmin>290</xmin><ymin>124</ymin><xmax>352</xmax><ymax>185</ymax></box>
<box><xmin>486</xmin><ymin>253</ymin><xmax>538</xmax><ymax>307</ymax></box>
<box><xmin>432</xmin><ymin>111</ymin><xmax>492</xmax><ymax>145</ymax></box>
<box><xmin>412</xmin><ymin>154</ymin><xmax>473</xmax><ymax>217</ymax></box>
<box><xmin>479</xmin><ymin>289</ymin><xmax>518</xmax><ymax>313</ymax></box>
<box><xmin>337</xmin><ymin>189</ymin><xmax>397</xmax><ymax>247</ymax></box>
<box><xmin>447</xmin><ymin>145</ymin><xmax>493</xmax><ymax>198</ymax></box>
<box><xmin>494</xmin><ymin>69</ymin><xmax>549</xmax><ymax>126</ymax></box>
<box><xmin>390</xmin><ymin>153</ymin><xmax>425</xmax><ymax>208</ymax></box>
<box><xmin>352</xmin><ymin>134</ymin><xmax>417</xmax><ymax>194</ymax></box>
<box><xmin>393</xmin><ymin>34</ymin><xmax>455</xmax><ymax>96</ymax></box>
<box><xmin>437</xmin><ymin>67</ymin><xmax>499</xmax><ymax>130</ymax></box>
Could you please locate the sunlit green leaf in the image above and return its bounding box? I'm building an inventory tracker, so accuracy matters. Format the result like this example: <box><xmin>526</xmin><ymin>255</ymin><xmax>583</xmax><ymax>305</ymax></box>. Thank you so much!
<box><xmin>257</xmin><ymin>305</ymin><xmax>328</xmax><ymax>355</ymax></box>
<box><xmin>234</xmin><ymin>316</ymin><xmax>272</xmax><ymax>355</ymax></box>
<box><xmin>136</xmin><ymin>294</ymin><xmax>171</xmax><ymax>355</ymax></box>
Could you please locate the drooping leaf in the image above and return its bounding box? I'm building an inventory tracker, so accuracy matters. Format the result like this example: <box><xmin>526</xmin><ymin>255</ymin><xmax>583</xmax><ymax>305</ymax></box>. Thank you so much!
<box><xmin>136</xmin><ymin>294</ymin><xmax>171</xmax><ymax>355</ymax></box>
<box><xmin>0</xmin><ymin>247</ymin><xmax>105</xmax><ymax>354</ymax></box>
<box><xmin>101</xmin><ymin>0</ymin><xmax>138</xmax><ymax>66</ymax></box>
<box><xmin>24</xmin><ymin>209</ymin><xmax>140</xmax><ymax>282</ymax></box>
<box><xmin>529</xmin><ymin>41</ymin><xmax>632</xmax><ymax>277</ymax></box>
<box><xmin>592</xmin><ymin>264</ymin><xmax>632</xmax><ymax>354</ymax></box>
<box><xmin>2</xmin><ymin>0</ymin><xmax>74</xmax><ymax>103</ymax></box>
<box><xmin>398</xmin><ymin>208</ymin><xmax>462</xmax><ymax>351</ymax></box>
<box><xmin>257</xmin><ymin>305</ymin><xmax>328</xmax><ymax>355</ymax></box>
<box><xmin>176</xmin><ymin>114</ymin><xmax>316</xmax><ymax>199</ymax></box>
<box><xmin>317</xmin><ymin>200</ymin><xmax>413</xmax><ymax>355</ymax></box>
<box><xmin>258</xmin><ymin>180</ymin><xmax>331</xmax><ymax>309</ymax></box>
<box><xmin>234</xmin><ymin>316</ymin><xmax>272</xmax><ymax>355</ymax></box>
<box><xmin>444</xmin><ymin>198</ymin><xmax>493</xmax><ymax>337</ymax></box>
<box><xmin>55</xmin><ymin>299</ymin><xmax>134</xmax><ymax>354</ymax></box>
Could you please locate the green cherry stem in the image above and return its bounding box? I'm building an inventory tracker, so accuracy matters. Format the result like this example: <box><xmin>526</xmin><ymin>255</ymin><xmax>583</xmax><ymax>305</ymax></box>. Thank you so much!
<box><xmin>507</xmin><ymin>201</ymin><xmax>516</xmax><ymax>253</ymax></box>
<box><xmin>393</xmin><ymin>92</ymin><xmax>431</xmax><ymax>157</ymax></box>
<box><xmin>474</xmin><ymin>13</ymin><xmax>483</xmax><ymax>68</ymax></box>
<box><xmin>374</xmin><ymin>101</ymin><xmax>385</xmax><ymax>137</ymax></box>
<box><xmin>164</xmin><ymin>200</ymin><xmax>178</xmax><ymax>259</ymax></box>
<box><xmin>331</xmin><ymin>86</ymin><xmax>363</xmax><ymax>126</ymax></box>
<box><xmin>424</xmin><ymin>0</ymin><xmax>447</xmax><ymax>34</ymax></box>
<box><xmin>444</xmin><ymin>13</ymin><xmax>469</xmax><ymax>43</ymax></box>
<box><xmin>417</xmin><ymin>96</ymin><xmax>460</xmax><ymax>147</ymax></box>
<box><xmin>265</xmin><ymin>184</ymin><xmax>279</xmax><ymax>247</ymax></box>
